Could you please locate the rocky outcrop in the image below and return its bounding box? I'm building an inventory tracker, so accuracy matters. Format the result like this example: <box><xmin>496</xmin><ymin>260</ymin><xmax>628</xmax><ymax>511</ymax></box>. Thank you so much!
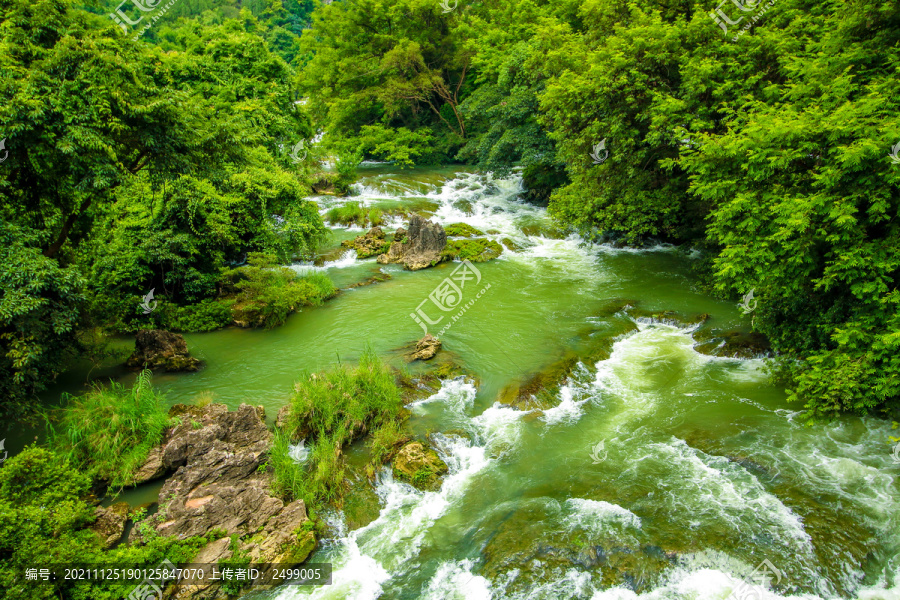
<box><xmin>128</xmin><ymin>403</ymin><xmax>316</xmax><ymax>599</ymax></box>
<box><xmin>392</xmin><ymin>441</ymin><xmax>448</xmax><ymax>491</ymax></box>
<box><xmin>408</xmin><ymin>334</ymin><xmax>441</xmax><ymax>361</ymax></box>
<box><xmin>125</xmin><ymin>330</ymin><xmax>201</xmax><ymax>372</ymax></box>
<box><xmin>377</xmin><ymin>214</ymin><xmax>447</xmax><ymax>270</ymax></box>
<box><xmin>693</xmin><ymin>329</ymin><xmax>771</xmax><ymax>358</ymax></box>
<box><xmin>441</xmin><ymin>238</ymin><xmax>503</xmax><ymax>263</ymax></box>
<box><xmin>91</xmin><ymin>502</ymin><xmax>130</xmax><ymax>549</ymax></box>
<box><xmin>341</xmin><ymin>226</ymin><xmax>390</xmax><ymax>259</ymax></box>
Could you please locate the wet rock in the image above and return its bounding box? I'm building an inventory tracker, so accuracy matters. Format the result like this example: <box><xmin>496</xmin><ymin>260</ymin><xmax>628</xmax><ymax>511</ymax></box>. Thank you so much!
<box><xmin>500</xmin><ymin>238</ymin><xmax>521</xmax><ymax>251</ymax></box>
<box><xmin>441</xmin><ymin>238</ymin><xmax>503</xmax><ymax>263</ymax></box>
<box><xmin>693</xmin><ymin>329</ymin><xmax>771</xmax><ymax>358</ymax></box>
<box><xmin>626</xmin><ymin>308</ymin><xmax>710</xmax><ymax>329</ymax></box>
<box><xmin>341</xmin><ymin>226</ymin><xmax>391</xmax><ymax>259</ymax></box>
<box><xmin>444</xmin><ymin>223</ymin><xmax>485</xmax><ymax>237</ymax></box>
<box><xmin>125</xmin><ymin>329</ymin><xmax>201</xmax><ymax>372</ymax></box>
<box><xmin>408</xmin><ymin>334</ymin><xmax>442</xmax><ymax>361</ymax></box>
<box><xmin>392</xmin><ymin>441</ymin><xmax>448</xmax><ymax>491</ymax></box>
<box><xmin>133</xmin><ymin>446</ymin><xmax>167</xmax><ymax>485</ymax></box>
<box><xmin>498</xmin><ymin>355</ymin><xmax>580</xmax><ymax>412</ymax></box>
<box><xmin>377</xmin><ymin>213</ymin><xmax>447</xmax><ymax>270</ymax></box>
<box><xmin>347</xmin><ymin>270</ymin><xmax>392</xmax><ymax>288</ymax></box>
<box><xmin>91</xmin><ymin>502</ymin><xmax>130</xmax><ymax>549</ymax></box>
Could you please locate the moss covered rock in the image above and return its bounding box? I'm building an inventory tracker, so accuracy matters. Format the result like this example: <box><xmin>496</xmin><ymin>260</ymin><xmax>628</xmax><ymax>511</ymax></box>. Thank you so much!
<box><xmin>444</xmin><ymin>222</ymin><xmax>485</xmax><ymax>237</ymax></box>
<box><xmin>392</xmin><ymin>441</ymin><xmax>448</xmax><ymax>491</ymax></box>
<box><xmin>441</xmin><ymin>238</ymin><xmax>503</xmax><ymax>263</ymax></box>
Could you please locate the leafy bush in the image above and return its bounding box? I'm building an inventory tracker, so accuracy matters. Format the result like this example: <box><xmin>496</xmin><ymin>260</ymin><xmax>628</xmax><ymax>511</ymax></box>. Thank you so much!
<box><xmin>48</xmin><ymin>371</ymin><xmax>171</xmax><ymax>491</ymax></box>
<box><xmin>222</xmin><ymin>253</ymin><xmax>336</xmax><ymax>329</ymax></box>
<box><xmin>0</xmin><ymin>447</ymin><xmax>209</xmax><ymax>600</ymax></box>
<box><xmin>273</xmin><ymin>351</ymin><xmax>404</xmax><ymax>505</ymax></box>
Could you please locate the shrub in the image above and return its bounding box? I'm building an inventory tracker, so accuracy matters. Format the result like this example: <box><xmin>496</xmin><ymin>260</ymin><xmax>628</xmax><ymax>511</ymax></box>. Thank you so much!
<box><xmin>48</xmin><ymin>371</ymin><xmax>171</xmax><ymax>490</ymax></box>
<box><xmin>444</xmin><ymin>223</ymin><xmax>485</xmax><ymax>237</ymax></box>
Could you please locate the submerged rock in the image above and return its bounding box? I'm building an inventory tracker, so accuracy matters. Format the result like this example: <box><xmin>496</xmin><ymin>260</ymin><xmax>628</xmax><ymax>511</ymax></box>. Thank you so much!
<box><xmin>125</xmin><ymin>329</ymin><xmax>201</xmax><ymax>372</ymax></box>
<box><xmin>377</xmin><ymin>213</ymin><xmax>447</xmax><ymax>270</ymax></box>
<box><xmin>392</xmin><ymin>441</ymin><xmax>448</xmax><ymax>491</ymax></box>
<box><xmin>693</xmin><ymin>329</ymin><xmax>771</xmax><ymax>358</ymax></box>
<box><xmin>408</xmin><ymin>334</ymin><xmax>442</xmax><ymax>361</ymax></box>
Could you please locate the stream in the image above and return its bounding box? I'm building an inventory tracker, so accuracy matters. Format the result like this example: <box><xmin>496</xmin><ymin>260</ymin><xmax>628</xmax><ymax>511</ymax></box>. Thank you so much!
<box><xmin>37</xmin><ymin>167</ymin><xmax>900</xmax><ymax>599</ymax></box>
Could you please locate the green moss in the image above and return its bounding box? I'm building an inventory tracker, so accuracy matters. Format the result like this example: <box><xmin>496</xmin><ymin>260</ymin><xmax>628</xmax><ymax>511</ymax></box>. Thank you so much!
<box><xmin>444</xmin><ymin>222</ymin><xmax>485</xmax><ymax>237</ymax></box>
<box><xmin>441</xmin><ymin>238</ymin><xmax>503</xmax><ymax>262</ymax></box>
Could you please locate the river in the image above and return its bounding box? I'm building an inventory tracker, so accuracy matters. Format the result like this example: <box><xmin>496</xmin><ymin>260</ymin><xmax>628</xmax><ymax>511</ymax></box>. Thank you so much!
<box><xmin>47</xmin><ymin>166</ymin><xmax>900</xmax><ymax>599</ymax></box>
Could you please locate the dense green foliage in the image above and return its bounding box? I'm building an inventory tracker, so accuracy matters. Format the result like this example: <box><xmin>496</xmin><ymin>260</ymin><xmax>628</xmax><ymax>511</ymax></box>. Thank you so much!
<box><xmin>48</xmin><ymin>370</ymin><xmax>171</xmax><ymax>490</ymax></box>
<box><xmin>0</xmin><ymin>447</ymin><xmax>209</xmax><ymax>600</ymax></box>
<box><xmin>273</xmin><ymin>351</ymin><xmax>405</xmax><ymax>505</ymax></box>
<box><xmin>0</xmin><ymin>0</ymin><xmax>335</xmax><ymax>414</ymax></box>
<box><xmin>295</xmin><ymin>0</ymin><xmax>900</xmax><ymax>419</ymax></box>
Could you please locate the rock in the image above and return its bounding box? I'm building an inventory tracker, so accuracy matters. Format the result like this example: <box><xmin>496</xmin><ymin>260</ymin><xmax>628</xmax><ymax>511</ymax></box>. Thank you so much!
<box><xmin>133</xmin><ymin>446</ymin><xmax>167</xmax><ymax>485</ymax></box>
<box><xmin>377</xmin><ymin>214</ymin><xmax>447</xmax><ymax>270</ymax></box>
<box><xmin>409</xmin><ymin>334</ymin><xmax>442</xmax><ymax>361</ymax></box>
<box><xmin>139</xmin><ymin>403</ymin><xmax>317</xmax><ymax>598</ymax></box>
<box><xmin>392</xmin><ymin>441</ymin><xmax>448</xmax><ymax>491</ymax></box>
<box><xmin>125</xmin><ymin>330</ymin><xmax>201</xmax><ymax>372</ymax></box>
<box><xmin>275</xmin><ymin>404</ymin><xmax>292</xmax><ymax>431</ymax></box>
<box><xmin>91</xmin><ymin>502</ymin><xmax>129</xmax><ymax>549</ymax></box>
<box><xmin>444</xmin><ymin>223</ymin><xmax>485</xmax><ymax>237</ymax></box>
<box><xmin>441</xmin><ymin>238</ymin><xmax>503</xmax><ymax>263</ymax></box>
<box><xmin>693</xmin><ymin>329</ymin><xmax>771</xmax><ymax>358</ymax></box>
<box><xmin>341</xmin><ymin>226</ymin><xmax>390</xmax><ymax>259</ymax></box>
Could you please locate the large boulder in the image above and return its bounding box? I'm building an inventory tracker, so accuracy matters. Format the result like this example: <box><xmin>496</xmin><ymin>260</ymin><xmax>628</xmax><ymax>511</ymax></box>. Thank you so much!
<box><xmin>135</xmin><ymin>403</ymin><xmax>317</xmax><ymax>599</ymax></box>
<box><xmin>392</xmin><ymin>441</ymin><xmax>448</xmax><ymax>491</ymax></box>
<box><xmin>377</xmin><ymin>214</ymin><xmax>447</xmax><ymax>270</ymax></box>
<box><xmin>125</xmin><ymin>330</ymin><xmax>201</xmax><ymax>372</ymax></box>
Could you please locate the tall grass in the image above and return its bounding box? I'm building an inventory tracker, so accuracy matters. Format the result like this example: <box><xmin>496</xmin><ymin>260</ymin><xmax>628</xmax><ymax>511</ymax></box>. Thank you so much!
<box><xmin>49</xmin><ymin>370</ymin><xmax>170</xmax><ymax>490</ymax></box>
<box><xmin>272</xmin><ymin>350</ymin><xmax>403</xmax><ymax>505</ymax></box>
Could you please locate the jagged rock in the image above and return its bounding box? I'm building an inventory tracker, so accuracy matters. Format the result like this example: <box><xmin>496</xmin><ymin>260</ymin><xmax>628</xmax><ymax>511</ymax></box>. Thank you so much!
<box><xmin>91</xmin><ymin>502</ymin><xmax>129</xmax><ymax>549</ymax></box>
<box><xmin>136</xmin><ymin>403</ymin><xmax>316</xmax><ymax>599</ymax></box>
<box><xmin>693</xmin><ymin>329</ymin><xmax>771</xmax><ymax>358</ymax></box>
<box><xmin>125</xmin><ymin>330</ymin><xmax>201</xmax><ymax>372</ymax></box>
<box><xmin>341</xmin><ymin>226</ymin><xmax>390</xmax><ymax>259</ymax></box>
<box><xmin>392</xmin><ymin>441</ymin><xmax>448</xmax><ymax>491</ymax></box>
<box><xmin>409</xmin><ymin>334</ymin><xmax>442</xmax><ymax>361</ymax></box>
<box><xmin>377</xmin><ymin>214</ymin><xmax>447</xmax><ymax>270</ymax></box>
<box><xmin>133</xmin><ymin>446</ymin><xmax>166</xmax><ymax>485</ymax></box>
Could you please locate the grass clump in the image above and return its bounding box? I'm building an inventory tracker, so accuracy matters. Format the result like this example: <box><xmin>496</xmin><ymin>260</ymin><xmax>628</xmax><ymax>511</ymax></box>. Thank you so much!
<box><xmin>441</xmin><ymin>238</ymin><xmax>503</xmax><ymax>262</ymax></box>
<box><xmin>48</xmin><ymin>370</ymin><xmax>170</xmax><ymax>491</ymax></box>
<box><xmin>325</xmin><ymin>202</ymin><xmax>367</xmax><ymax>226</ymax></box>
<box><xmin>222</xmin><ymin>253</ymin><xmax>336</xmax><ymax>329</ymax></box>
<box><xmin>272</xmin><ymin>350</ymin><xmax>405</xmax><ymax>506</ymax></box>
<box><xmin>444</xmin><ymin>222</ymin><xmax>485</xmax><ymax>237</ymax></box>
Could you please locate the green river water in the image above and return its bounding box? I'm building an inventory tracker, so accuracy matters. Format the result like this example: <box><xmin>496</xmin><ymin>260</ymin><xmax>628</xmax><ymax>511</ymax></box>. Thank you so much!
<box><xmin>26</xmin><ymin>167</ymin><xmax>900</xmax><ymax>599</ymax></box>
